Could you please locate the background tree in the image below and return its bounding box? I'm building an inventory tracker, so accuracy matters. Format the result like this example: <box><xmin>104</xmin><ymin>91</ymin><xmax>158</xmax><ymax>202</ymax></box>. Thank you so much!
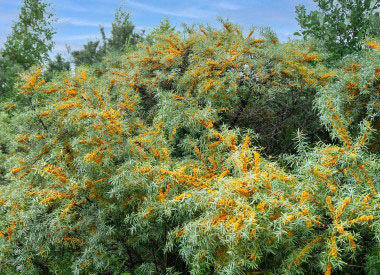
<box><xmin>295</xmin><ymin>0</ymin><xmax>380</xmax><ymax>59</ymax></box>
<box><xmin>0</xmin><ymin>53</ymin><xmax>23</xmax><ymax>99</ymax></box>
<box><xmin>0</xmin><ymin>0</ymin><xmax>55</xmax><ymax>98</ymax></box>
<box><xmin>107</xmin><ymin>8</ymin><xmax>141</xmax><ymax>52</ymax></box>
<box><xmin>145</xmin><ymin>18</ymin><xmax>176</xmax><ymax>45</ymax></box>
<box><xmin>71</xmin><ymin>7</ymin><xmax>141</xmax><ymax>67</ymax></box>
<box><xmin>44</xmin><ymin>53</ymin><xmax>71</xmax><ymax>81</ymax></box>
<box><xmin>71</xmin><ymin>40</ymin><xmax>105</xmax><ymax>67</ymax></box>
<box><xmin>3</xmin><ymin>0</ymin><xmax>56</xmax><ymax>69</ymax></box>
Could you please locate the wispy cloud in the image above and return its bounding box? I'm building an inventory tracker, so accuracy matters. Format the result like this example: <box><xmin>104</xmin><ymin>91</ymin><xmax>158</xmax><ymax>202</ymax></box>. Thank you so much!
<box><xmin>55</xmin><ymin>0</ymin><xmax>116</xmax><ymax>14</ymax></box>
<box><xmin>55</xmin><ymin>2</ymin><xmax>88</xmax><ymax>13</ymax></box>
<box><xmin>57</xmin><ymin>33</ymin><xmax>102</xmax><ymax>41</ymax></box>
<box><xmin>56</xmin><ymin>17</ymin><xmax>112</xmax><ymax>28</ymax></box>
<box><xmin>125</xmin><ymin>0</ymin><xmax>215</xmax><ymax>19</ymax></box>
<box><xmin>216</xmin><ymin>2</ymin><xmax>243</xmax><ymax>11</ymax></box>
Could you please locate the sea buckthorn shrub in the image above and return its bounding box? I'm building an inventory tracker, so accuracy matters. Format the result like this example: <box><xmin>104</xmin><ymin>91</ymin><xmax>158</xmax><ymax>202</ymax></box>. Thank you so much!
<box><xmin>0</xmin><ymin>67</ymin><xmax>176</xmax><ymax>274</ymax></box>
<box><xmin>0</xmin><ymin>24</ymin><xmax>379</xmax><ymax>275</ymax></box>
<box><xmin>172</xmin><ymin>139</ymin><xmax>380</xmax><ymax>274</ymax></box>
<box><xmin>316</xmin><ymin>39</ymin><xmax>380</xmax><ymax>153</ymax></box>
<box><xmin>0</xmin><ymin>64</ymin><xmax>224</xmax><ymax>273</ymax></box>
<box><xmin>113</xmin><ymin>21</ymin><xmax>332</xmax><ymax>155</ymax></box>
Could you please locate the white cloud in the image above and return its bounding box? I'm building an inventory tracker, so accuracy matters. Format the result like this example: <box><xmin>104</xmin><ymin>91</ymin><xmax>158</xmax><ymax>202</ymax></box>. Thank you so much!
<box><xmin>56</xmin><ymin>17</ymin><xmax>112</xmax><ymax>28</ymax></box>
<box><xmin>54</xmin><ymin>2</ymin><xmax>89</xmax><ymax>13</ymax></box>
<box><xmin>216</xmin><ymin>2</ymin><xmax>243</xmax><ymax>11</ymax></box>
<box><xmin>57</xmin><ymin>33</ymin><xmax>102</xmax><ymax>41</ymax></box>
<box><xmin>125</xmin><ymin>0</ymin><xmax>215</xmax><ymax>19</ymax></box>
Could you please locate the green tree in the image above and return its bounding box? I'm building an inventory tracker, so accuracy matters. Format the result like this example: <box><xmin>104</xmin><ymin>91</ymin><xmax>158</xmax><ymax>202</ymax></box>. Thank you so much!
<box><xmin>47</xmin><ymin>54</ymin><xmax>71</xmax><ymax>72</ymax></box>
<box><xmin>3</xmin><ymin>0</ymin><xmax>56</xmax><ymax>69</ymax></box>
<box><xmin>0</xmin><ymin>0</ymin><xmax>55</xmax><ymax>98</ymax></box>
<box><xmin>71</xmin><ymin>41</ymin><xmax>106</xmax><ymax>67</ymax></box>
<box><xmin>295</xmin><ymin>0</ymin><xmax>380</xmax><ymax>58</ymax></box>
<box><xmin>0</xmin><ymin>53</ymin><xmax>23</xmax><ymax>99</ymax></box>
<box><xmin>71</xmin><ymin>8</ymin><xmax>141</xmax><ymax>67</ymax></box>
<box><xmin>107</xmin><ymin>8</ymin><xmax>141</xmax><ymax>52</ymax></box>
<box><xmin>44</xmin><ymin>53</ymin><xmax>71</xmax><ymax>81</ymax></box>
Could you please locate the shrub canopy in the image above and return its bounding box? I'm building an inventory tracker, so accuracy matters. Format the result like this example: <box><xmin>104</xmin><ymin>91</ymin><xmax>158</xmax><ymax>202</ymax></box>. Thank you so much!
<box><xmin>0</xmin><ymin>23</ymin><xmax>379</xmax><ymax>275</ymax></box>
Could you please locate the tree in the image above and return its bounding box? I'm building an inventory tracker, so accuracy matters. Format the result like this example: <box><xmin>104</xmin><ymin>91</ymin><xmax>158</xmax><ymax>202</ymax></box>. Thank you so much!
<box><xmin>295</xmin><ymin>0</ymin><xmax>380</xmax><ymax>58</ymax></box>
<box><xmin>47</xmin><ymin>54</ymin><xmax>70</xmax><ymax>72</ymax></box>
<box><xmin>3</xmin><ymin>0</ymin><xmax>56</xmax><ymax>69</ymax></box>
<box><xmin>71</xmin><ymin>7</ymin><xmax>141</xmax><ymax>67</ymax></box>
<box><xmin>44</xmin><ymin>53</ymin><xmax>71</xmax><ymax>81</ymax></box>
<box><xmin>107</xmin><ymin>8</ymin><xmax>141</xmax><ymax>52</ymax></box>
<box><xmin>0</xmin><ymin>53</ymin><xmax>23</xmax><ymax>98</ymax></box>
<box><xmin>0</xmin><ymin>0</ymin><xmax>55</xmax><ymax>97</ymax></box>
<box><xmin>71</xmin><ymin>40</ymin><xmax>105</xmax><ymax>67</ymax></box>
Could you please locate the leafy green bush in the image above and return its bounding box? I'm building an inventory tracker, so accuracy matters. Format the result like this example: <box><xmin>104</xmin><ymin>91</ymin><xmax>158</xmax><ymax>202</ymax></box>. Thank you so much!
<box><xmin>295</xmin><ymin>0</ymin><xmax>380</xmax><ymax>60</ymax></box>
<box><xmin>0</xmin><ymin>53</ymin><xmax>23</xmax><ymax>98</ymax></box>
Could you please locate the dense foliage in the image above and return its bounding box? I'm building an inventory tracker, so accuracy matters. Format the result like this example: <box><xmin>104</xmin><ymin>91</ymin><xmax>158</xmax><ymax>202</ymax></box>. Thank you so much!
<box><xmin>0</xmin><ymin>53</ymin><xmax>23</xmax><ymax>99</ymax></box>
<box><xmin>0</xmin><ymin>18</ymin><xmax>379</xmax><ymax>274</ymax></box>
<box><xmin>295</xmin><ymin>0</ymin><xmax>380</xmax><ymax>59</ymax></box>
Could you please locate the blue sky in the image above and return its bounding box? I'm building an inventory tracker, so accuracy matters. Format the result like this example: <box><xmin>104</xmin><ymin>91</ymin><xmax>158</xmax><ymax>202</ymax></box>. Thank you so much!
<box><xmin>0</xmin><ymin>0</ymin><xmax>316</xmax><ymax>57</ymax></box>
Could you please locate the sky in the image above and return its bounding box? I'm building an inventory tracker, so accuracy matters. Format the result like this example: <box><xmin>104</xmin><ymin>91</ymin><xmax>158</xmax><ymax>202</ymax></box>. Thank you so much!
<box><xmin>0</xmin><ymin>0</ymin><xmax>316</xmax><ymax>58</ymax></box>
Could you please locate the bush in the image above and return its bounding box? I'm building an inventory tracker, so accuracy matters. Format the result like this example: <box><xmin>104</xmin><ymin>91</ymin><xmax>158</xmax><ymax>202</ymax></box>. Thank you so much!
<box><xmin>0</xmin><ymin>25</ymin><xmax>378</xmax><ymax>274</ymax></box>
<box><xmin>316</xmin><ymin>39</ymin><xmax>380</xmax><ymax>153</ymax></box>
<box><xmin>118</xmin><ymin>21</ymin><xmax>332</xmax><ymax>155</ymax></box>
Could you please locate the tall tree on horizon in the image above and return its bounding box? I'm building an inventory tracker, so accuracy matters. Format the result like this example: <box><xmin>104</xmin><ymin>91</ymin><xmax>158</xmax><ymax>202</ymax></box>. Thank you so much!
<box><xmin>107</xmin><ymin>7</ymin><xmax>141</xmax><ymax>52</ymax></box>
<box><xmin>3</xmin><ymin>0</ymin><xmax>56</xmax><ymax>69</ymax></box>
<box><xmin>71</xmin><ymin>7</ymin><xmax>142</xmax><ymax>67</ymax></box>
<box><xmin>0</xmin><ymin>0</ymin><xmax>56</xmax><ymax>97</ymax></box>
